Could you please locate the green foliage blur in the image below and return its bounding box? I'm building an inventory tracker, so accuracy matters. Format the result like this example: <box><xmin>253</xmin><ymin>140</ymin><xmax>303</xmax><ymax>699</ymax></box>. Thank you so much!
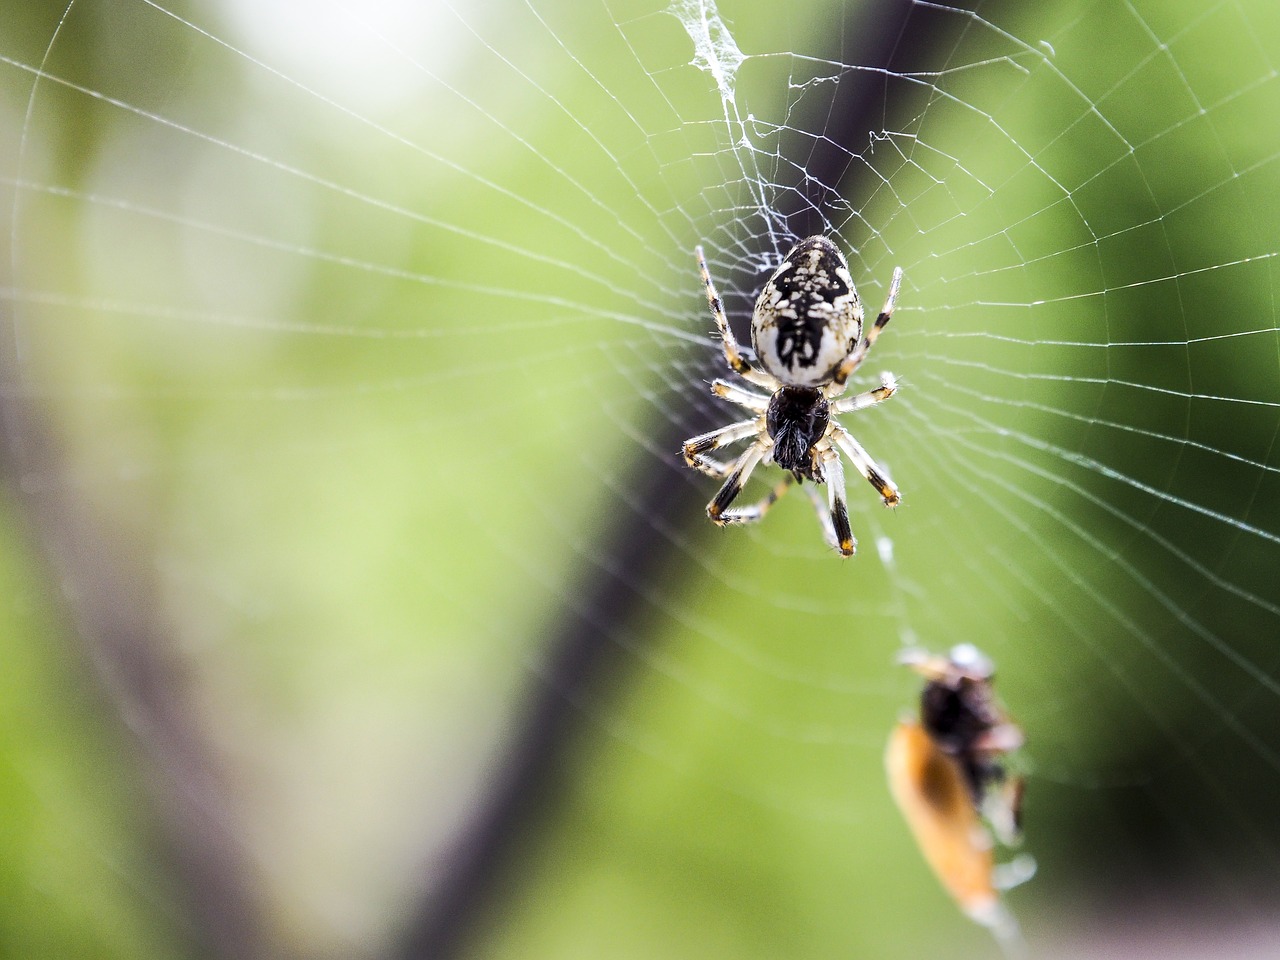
<box><xmin>2</xmin><ymin>0</ymin><xmax>1280</xmax><ymax>958</ymax></box>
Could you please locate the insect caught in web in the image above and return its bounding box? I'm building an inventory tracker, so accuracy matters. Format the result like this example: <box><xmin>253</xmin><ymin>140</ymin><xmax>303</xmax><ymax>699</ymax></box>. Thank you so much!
<box><xmin>886</xmin><ymin>644</ymin><xmax>1033</xmax><ymax>939</ymax></box>
<box><xmin>681</xmin><ymin>236</ymin><xmax>903</xmax><ymax>556</ymax></box>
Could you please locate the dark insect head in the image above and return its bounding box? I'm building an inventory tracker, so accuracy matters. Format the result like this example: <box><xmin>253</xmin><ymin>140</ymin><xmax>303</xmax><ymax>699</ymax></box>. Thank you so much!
<box><xmin>920</xmin><ymin>673</ymin><xmax>1007</xmax><ymax>804</ymax></box>
<box><xmin>766</xmin><ymin>386</ymin><xmax>829</xmax><ymax>480</ymax></box>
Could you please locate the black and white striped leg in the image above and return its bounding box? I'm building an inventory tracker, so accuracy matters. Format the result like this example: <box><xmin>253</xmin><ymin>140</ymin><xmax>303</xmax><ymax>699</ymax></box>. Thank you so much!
<box><xmin>715</xmin><ymin>472</ymin><xmax>795</xmax><ymax>525</ymax></box>
<box><xmin>697</xmin><ymin>245</ymin><xmax>776</xmax><ymax>389</ymax></box>
<box><xmin>706</xmin><ymin>440</ymin><xmax>769</xmax><ymax>524</ymax></box>
<box><xmin>832</xmin><ymin>425</ymin><xmax>900</xmax><ymax>506</ymax></box>
<box><xmin>799</xmin><ymin>480</ymin><xmax>851</xmax><ymax>555</ymax></box>
<box><xmin>830</xmin><ymin>266</ymin><xmax>903</xmax><ymax>393</ymax></box>
<box><xmin>821</xmin><ymin>448</ymin><xmax>856</xmax><ymax>556</ymax></box>
<box><xmin>712</xmin><ymin>378</ymin><xmax>770</xmax><ymax>412</ymax></box>
<box><xmin>829</xmin><ymin>371</ymin><xmax>897</xmax><ymax>414</ymax></box>
<box><xmin>683</xmin><ymin>418</ymin><xmax>760</xmax><ymax>476</ymax></box>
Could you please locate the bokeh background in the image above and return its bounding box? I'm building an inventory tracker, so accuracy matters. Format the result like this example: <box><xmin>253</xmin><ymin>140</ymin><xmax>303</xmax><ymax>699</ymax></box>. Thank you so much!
<box><xmin>3</xmin><ymin>0</ymin><xmax>1280</xmax><ymax>958</ymax></box>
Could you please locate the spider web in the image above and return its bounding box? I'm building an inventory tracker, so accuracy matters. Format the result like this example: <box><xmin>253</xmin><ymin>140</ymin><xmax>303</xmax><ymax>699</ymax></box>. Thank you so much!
<box><xmin>2</xmin><ymin>0</ymin><xmax>1280</xmax><ymax>958</ymax></box>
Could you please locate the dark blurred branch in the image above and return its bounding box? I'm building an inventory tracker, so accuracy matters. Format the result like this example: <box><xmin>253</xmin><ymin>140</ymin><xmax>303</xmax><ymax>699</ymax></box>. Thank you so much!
<box><xmin>394</xmin><ymin>2</ymin><xmax>925</xmax><ymax>959</ymax></box>
<box><xmin>395</xmin><ymin>409</ymin><xmax>703</xmax><ymax>960</ymax></box>
<box><xmin>0</xmin><ymin>315</ymin><xmax>267</xmax><ymax>960</ymax></box>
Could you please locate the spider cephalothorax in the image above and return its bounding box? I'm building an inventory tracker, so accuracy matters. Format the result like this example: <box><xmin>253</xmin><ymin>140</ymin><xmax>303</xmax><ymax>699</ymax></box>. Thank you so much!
<box><xmin>765</xmin><ymin>386</ymin><xmax>829</xmax><ymax>480</ymax></box>
<box><xmin>681</xmin><ymin>235</ymin><xmax>902</xmax><ymax>556</ymax></box>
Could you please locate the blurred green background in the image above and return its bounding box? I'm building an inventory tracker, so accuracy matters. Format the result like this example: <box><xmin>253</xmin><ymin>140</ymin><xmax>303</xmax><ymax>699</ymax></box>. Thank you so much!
<box><xmin>3</xmin><ymin>0</ymin><xmax>1280</xmax><ymax>958</ymax></box>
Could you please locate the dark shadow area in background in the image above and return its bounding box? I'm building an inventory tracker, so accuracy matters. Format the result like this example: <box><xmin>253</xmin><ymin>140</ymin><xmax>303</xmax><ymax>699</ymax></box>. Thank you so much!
<box><xmin>0</xmin><ymin>337</ymin><xmax>266</xmax><ymax>960</ymax></box>
<box><xmin>1</xmin><ymin>3</ymin><xmax>268</xmax><ymax>956</ymax></box>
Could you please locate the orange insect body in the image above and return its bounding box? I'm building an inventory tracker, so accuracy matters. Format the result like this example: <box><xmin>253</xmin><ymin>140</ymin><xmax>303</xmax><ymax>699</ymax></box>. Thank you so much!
<box><xmin>886</xmin><ymin>645</ymin><xmax>1029</xmax><ymax>940</ymax></box>
<box><xmin>886</xmin><ymin>720</ymin><xmax>1002</xmax><ymax>926</ymax></box>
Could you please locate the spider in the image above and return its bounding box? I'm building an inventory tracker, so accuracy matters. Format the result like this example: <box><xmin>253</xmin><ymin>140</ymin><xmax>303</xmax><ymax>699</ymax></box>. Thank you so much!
<box><xmin>681</xmin><ymin>235</ymin><xmax>903</xmax><ymax>556</ymax></box>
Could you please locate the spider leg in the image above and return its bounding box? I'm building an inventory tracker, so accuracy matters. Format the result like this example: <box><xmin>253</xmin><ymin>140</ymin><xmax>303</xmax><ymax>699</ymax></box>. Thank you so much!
<box><xmin>685</xmin><ymin>454</ymin><xmax>736</xmax><ymax>478</ymax></box>
<box><xmin>683</xmin><ymin>417</ymin><xmax>761</xmax><ymax>476</ymax></box>
<box><xmin>830</xmin><ymin>266</ymin><xmax>902</xmax><ymax>393</ymax></box>
<box><xmin>797</xmin><ymin>467</ymin><xmax>854</xmax><ymax>557</ymax></box>
<box><xmin>820</xmin><ymin>446</ymin><xmax>856</xmax><ymax>556</ymax></box>
<box><xmin>831</xmin><ymin>423</ymin><xmax>901</xmax><ymax>506</ymax></box>
<box><xmin>715</xmin><ymin>472</ymin><xmax>795</xmax><ymax>525</ymax></box>
<box><xmin>829</xmin><ymin>371</ymin><xmax>897</xmax><ymax>413</ymax></box>
<box><xmin>697</xmin><ymin>245</ymin><xmax>775</xmax><ymax>389</ymax></box>
<box><xmin>712</xmin><ymin>378</ymin><xmax>770</xmax><ymax>413</ymax></box>
<box><xmin>706</xmin><ymin>440</ymin><xmax>770</xmax><ymax>524</ymax></box>
<box><xmin>800</xmin><ymin>483</ymin><xmax>839</xmax><ymax>551</ymax></box>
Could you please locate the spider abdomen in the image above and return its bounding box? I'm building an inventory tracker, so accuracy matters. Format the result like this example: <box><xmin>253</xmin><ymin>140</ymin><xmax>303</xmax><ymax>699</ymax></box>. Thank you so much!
<box><xmin>751</xmin><ymin>236</ymin><xmax>863</xmax><ymax>387</ymax></box>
